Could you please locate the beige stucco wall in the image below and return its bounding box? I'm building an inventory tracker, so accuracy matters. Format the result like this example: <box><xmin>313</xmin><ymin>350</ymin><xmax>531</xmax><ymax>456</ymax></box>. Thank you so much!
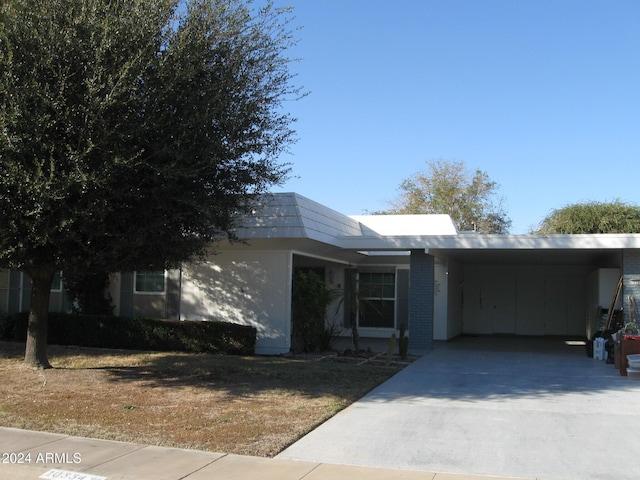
<box><xmin>181</xmin><ymin>250</ymin><xmax>293</xmax><ymax>355</ymax></box>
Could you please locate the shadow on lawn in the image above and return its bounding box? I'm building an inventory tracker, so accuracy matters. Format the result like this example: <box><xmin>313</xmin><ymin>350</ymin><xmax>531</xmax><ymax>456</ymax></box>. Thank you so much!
<box><xmin>0</xmin><ymin>341</ymin><xmax>400</xmax><ymax>400</ymax></box>
<box><xmin>101</xmin><ymin>353</ymin><xmax>401</xmax><ymax>399</ymax></box>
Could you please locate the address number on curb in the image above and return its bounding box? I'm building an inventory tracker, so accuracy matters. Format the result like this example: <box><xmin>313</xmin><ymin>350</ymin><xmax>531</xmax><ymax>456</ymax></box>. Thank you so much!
<box><xmin>40</xmin><ymin>469</ymin><xmax>107</xmax><ymax>480</ymax></box>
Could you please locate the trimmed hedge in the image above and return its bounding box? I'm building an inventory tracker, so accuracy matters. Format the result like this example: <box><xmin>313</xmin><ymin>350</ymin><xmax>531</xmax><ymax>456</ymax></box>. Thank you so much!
<box><xmin>3</xmin><ymin>312</ymin><xmax>256</xmax><ymax>356</ymax></box>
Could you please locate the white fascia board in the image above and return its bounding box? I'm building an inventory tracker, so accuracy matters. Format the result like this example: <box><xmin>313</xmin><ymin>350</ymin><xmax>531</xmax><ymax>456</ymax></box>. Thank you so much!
<box><xmin>446</xmin><ymin>234</ymin><xmax>640</xmax><ymax>250</ymax></box>
<box><xmin>337</xmin><ymin>233</ymin><xmax>640</xmax><ymax>252</ymax></box>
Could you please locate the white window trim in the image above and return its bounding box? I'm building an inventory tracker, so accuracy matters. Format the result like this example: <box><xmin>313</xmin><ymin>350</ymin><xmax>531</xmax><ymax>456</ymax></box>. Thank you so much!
<box><xmin>357</xmin><ymin>270</ymin><xmax>397</xmax><ymax>330</ymax></box>
<box><xmin>134</xmin><ymin>271</ymin><xmax>166</xmax><ymax>295</ymax></box>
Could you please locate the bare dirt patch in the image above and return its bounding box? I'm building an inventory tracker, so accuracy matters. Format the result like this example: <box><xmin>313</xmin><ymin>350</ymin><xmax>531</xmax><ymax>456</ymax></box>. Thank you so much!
<box><xmin>0</xmin><ymin>341</ymin><xmax>405</xmax><ymax>457</ymax></box>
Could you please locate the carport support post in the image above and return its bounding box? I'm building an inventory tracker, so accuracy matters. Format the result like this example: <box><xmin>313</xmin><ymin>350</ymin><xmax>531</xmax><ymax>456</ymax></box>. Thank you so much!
<box><xmin>409</xmin><ymin>250</ymin><xmax>435</xmax><ymax>354</ymax></box>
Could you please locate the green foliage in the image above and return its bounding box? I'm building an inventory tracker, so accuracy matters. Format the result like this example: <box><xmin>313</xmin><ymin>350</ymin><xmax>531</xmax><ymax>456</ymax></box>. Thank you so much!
<box><xmin>0</xmin><ymin>0</ymin><xmax>302</xmax><ymax>365</ymax></box>
<box><xmin>0</xmin><ymin>0</ymin><xmax>300</xmax><ymax>275</ymax></box>
<box><xmin>63</xmin><ymin>271</ymin><xmax>114</xmax><ymax>315</ymax></box>
<box><xmin>291</xmin><ymin>270</ymin><xmax>341</xmax><ymax>352</ymax></box>
<box><xmin>0</xmin><ymin>310</ymin><xmax>10</xmax><ymax>340</ymax></box>
<box><xmin>4</xmin><ymin>312</ymin><xmax>256</xmax><ymax>355</ymax></box>
<box><xmin>385</xmin><ymin>159</ymin><xmax>511</xmax><ymax>234</ymax></box>
<box><xmin>533</xmin><ymin>200</ymin><xmax>640</xmax><ymax>234</ymax></box>
<box><xmin>342</xmin><ymin>269</ymin><xmax>360</xmax><ymax>352</ymax></box>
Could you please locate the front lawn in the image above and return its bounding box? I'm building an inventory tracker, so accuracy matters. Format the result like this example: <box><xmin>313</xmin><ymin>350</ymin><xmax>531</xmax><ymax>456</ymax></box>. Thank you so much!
<box><xmin>0</xmin><ymin>341</ymin><xmax>402</xmax><ymax>457</ymax></box>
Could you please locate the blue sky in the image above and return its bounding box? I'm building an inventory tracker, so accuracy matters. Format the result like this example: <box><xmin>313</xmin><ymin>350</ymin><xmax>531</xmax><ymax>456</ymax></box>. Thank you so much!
<box><xmin>270</xmin><ymin>0</ymin><xmax>640</xmax><ymax>233</ymax></box>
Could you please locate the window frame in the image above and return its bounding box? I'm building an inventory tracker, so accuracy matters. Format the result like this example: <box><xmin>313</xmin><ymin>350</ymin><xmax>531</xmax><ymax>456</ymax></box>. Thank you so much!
<box><xmin>134</xmin><ymin>271</ymin><xmax>166</xmax><ymax>295</ymax></box>
<box><xmin>51</xmin><ymin>272</ymin><xmax>63</xmax><ymax>292</ymax></box>
<box><xmin>357</xmin><ymin>270</ymin><xmax>397</xmax><ymax>330</ymax></box>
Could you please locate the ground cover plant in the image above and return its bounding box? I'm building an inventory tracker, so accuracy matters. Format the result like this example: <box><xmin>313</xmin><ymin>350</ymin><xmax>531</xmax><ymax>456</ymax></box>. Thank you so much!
<box><xmin>0</xmin><ymin>341</ymin><xmax>402</xmax><ymax>457</ymax></box>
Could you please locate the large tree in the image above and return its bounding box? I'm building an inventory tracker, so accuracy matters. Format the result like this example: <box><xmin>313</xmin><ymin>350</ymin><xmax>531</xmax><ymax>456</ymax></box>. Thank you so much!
<box><xmin>0</xmin><ymin>0</ymin><xmax>302</xmax><ymax>367</ymax></box>
<box><xmin>386</xmin><ymin>159</ymin><xmax>511</xmax><ymax>234</ymax></box>
<box><xmin>533</xmin><ymin>200</ymin><xmax>640</xmax><ymax>234</ymax></box>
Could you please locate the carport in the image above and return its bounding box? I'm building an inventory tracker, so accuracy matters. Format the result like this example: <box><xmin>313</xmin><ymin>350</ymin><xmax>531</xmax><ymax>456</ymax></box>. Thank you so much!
<box><xmin>339</xmin><ymin>232</ymin><xmax>640</xmax><ymax>352</ymax></box>
<box><xmin>431</xmin><ymin>240</ymin><xmax>622</xmax><ymax>338</ymax></box>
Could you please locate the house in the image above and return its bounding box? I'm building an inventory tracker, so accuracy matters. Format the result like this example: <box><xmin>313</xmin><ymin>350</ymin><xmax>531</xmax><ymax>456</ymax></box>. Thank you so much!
<box><xmin>3</xmin><ymin>192</ymin><xmax>640</xmax><ymax>355</ymax></box>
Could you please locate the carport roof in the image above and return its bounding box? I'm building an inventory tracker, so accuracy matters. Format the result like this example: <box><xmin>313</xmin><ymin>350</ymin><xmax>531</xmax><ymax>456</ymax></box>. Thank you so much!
<box><xmin>336</xmin><ymin>231</ymin><xmax>640</xmax><ymax>250</ymax></box>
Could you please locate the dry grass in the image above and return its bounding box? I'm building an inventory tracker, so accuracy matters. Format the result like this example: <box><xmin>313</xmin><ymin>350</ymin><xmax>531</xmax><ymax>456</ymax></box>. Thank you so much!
<box><xmin>0</xmin><ymin>341</ymin><xmax>403</xmax><ymax>457</ymax></box>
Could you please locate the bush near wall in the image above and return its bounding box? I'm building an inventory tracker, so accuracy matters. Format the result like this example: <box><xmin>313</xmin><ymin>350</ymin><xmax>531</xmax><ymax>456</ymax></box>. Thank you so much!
<box><xmin>2</xmin><ymin>312</ymin><xmax>256</xmax><ymax>356</ymax></box>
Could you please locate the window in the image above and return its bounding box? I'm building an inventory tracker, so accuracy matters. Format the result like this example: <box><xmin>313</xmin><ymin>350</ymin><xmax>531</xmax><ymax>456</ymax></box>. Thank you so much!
<box><xmin>359</xmin><ymin>272</ymin><xmax>395</xmax><ymax>328</ymax></box>
<box><xmin>135</xmin><ymin>271</ymin><xmax>165</xmax><ymax>293</ymax></box>
<box><xmin>51</xmin><ymin>272</ymin><xmax>62</xmax><ymax>291</ymax></box>
<box><xmin>0</xmin><ymin>269</ymin><xmax>8</xmax><ymax>289</ymax></box>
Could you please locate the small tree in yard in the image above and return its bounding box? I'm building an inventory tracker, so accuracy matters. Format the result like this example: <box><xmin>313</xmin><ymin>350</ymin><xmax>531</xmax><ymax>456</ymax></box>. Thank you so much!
<box><xmin>291</xmin><ymin>271</ymin><xmax>340</xmax><ymax>352</ymax></box>
<box><xmin>0</xmin><ymin>0</ymin><xmax>302</xmax><ymax>368</ymax></box>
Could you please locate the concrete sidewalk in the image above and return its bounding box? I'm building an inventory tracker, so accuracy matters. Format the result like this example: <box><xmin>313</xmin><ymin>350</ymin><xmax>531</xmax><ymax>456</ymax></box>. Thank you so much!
<box><xmin>0</xmin><ymin>427</ymin><xmax>529</xmax><ymax>480</ymax></box>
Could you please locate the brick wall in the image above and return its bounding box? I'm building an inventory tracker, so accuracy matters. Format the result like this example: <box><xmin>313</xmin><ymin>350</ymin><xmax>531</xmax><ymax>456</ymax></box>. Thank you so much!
<box><xmin>409</xmin><ymin>250</ymin><xmax>434</xmax><ymax>352</ymax></box>
<box><xmin>622</xmin><ymin>249</ymin><xmax>640</xmax><ymax>322</ymax></box>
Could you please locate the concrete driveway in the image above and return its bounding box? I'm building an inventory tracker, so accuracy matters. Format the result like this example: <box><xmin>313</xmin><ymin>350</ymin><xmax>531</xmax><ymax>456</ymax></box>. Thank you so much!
<box><xmin>277</xmin><ymin>337</ymin><xmax>640</xmax><ymax>480</ymax></box>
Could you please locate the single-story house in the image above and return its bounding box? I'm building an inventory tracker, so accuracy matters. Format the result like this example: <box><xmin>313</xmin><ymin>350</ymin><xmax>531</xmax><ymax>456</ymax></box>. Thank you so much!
<box><xmin>3</xmin><ymin>192</ymin><xmax>640</xmax><ymax>354</ymax></box>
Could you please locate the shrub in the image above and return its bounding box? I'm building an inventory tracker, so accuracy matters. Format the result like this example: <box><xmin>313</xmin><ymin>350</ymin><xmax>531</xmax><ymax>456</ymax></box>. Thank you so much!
<box><xmin>63</xmin><ymin>271</ymin><xmax>114</xmax><ymax>315</ymax></box>
<box><xmin>0</xmin><ymin>310</ymin><xmax>11</xmax><ymax>340</ymax></box>
<box><xmin>5</xmin><ymin>312</ymin><xmax>255</xmax><ymax>355</ymax></box>
<box><xmin>291</xmin><ymin>270</ymin><xmax>341</xmax><ymax>352</ymax></box>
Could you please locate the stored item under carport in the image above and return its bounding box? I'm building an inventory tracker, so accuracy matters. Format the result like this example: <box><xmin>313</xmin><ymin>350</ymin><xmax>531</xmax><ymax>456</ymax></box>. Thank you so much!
<box><xmin>628</xmin><ymin>353</ymin><xmax>640</xmax><ymax>369</ymax></box>
<box><xmin>586</xmin><ymin>276</ymin><xmax>624</xmax><ymax>358</ymax></box>
<box><xmin>627</xmin><ymin>367</ymin><xmax>640</xmax><ymax>380</ymax></box>
<box><xmin>620</xmin><ymin>336</ymin><xmax>640</xmax><ymax>376</ymax></box>
<box><xmin>628</xmin><ymin>353</ymin><xmax>640</xmax><ymax>379</ymax></box>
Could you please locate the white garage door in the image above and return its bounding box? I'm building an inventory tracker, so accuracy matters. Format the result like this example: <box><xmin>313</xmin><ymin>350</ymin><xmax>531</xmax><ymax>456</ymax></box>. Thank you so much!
<box><xmin>462</xmin><ymin>264</ymin><xmax>587</xmax><ymax>336</ymax></box>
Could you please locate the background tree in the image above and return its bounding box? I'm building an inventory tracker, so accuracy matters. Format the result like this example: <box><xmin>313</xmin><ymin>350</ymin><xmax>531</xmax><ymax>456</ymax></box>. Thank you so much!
<box><xmin>533</xmin><ymin>200</ymin><xmax>640</xmax><ymax>234</ymax></box>
<box><xmin>386</xmin><ymin>159</ymin><xmax>511</xmax><ymax>234</ymax></box>
<box><xmin>0</xmin><ymin>0</ymin><xmax>302</xmax><ymax>367</ymax></box>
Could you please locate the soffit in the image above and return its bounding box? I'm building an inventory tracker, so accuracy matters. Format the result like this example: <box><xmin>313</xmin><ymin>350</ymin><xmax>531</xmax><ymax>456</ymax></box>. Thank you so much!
<box><xmin>429</xmin><ymin>247</ymin><xmax>621</xmax><ymax>266</ymax></box>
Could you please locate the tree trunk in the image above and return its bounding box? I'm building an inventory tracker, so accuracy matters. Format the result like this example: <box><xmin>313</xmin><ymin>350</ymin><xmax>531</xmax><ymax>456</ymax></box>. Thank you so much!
<box><xmin>24</xmin><ymin>270</ymin><xmax>55</xmax><ymax>369</ymax></box>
